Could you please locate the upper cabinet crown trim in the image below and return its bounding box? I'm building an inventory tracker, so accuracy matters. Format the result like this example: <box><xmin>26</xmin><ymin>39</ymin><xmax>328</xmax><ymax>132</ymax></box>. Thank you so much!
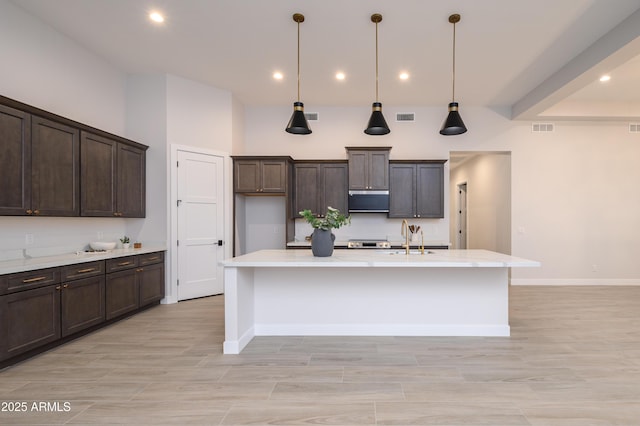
<box><xmin>0</xmin><ymin>94</ymin><xmax>147</xmax><ymax>151</ymax></box>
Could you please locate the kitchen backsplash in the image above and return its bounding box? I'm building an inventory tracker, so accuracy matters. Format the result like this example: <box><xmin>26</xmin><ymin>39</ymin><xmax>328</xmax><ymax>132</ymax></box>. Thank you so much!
<box><xmin>294</xmin><ymin>213</ymin><xmax>449</xmax><ymax>243</ymax></box>
<box><xmin>0</xmin><ymin>217</ymin><xmax>148</xmax><ymax>261</ymax></box>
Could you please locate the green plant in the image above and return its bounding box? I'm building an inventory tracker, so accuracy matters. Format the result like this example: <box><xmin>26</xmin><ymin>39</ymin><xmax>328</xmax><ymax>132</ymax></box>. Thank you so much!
<box><xmin>120</xmin><ymin>235</ymin><xmax>130</xmax><ymax>244</ymax></box>
<box><xmin>299</xmin><ymin>207</ymin><xmax>350</xmax><ymax>231</ymax></box>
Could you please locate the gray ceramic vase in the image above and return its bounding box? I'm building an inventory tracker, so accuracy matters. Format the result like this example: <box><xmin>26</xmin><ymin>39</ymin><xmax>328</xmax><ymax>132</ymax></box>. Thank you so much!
<box><xmin>311</xmin><ymin>229</ymin><xmax>335</xmax><ymax>257</ymax></box>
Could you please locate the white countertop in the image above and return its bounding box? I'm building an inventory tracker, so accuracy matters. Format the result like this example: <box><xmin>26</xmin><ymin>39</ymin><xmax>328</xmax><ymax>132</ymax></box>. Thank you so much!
<box><xmin>0</xmin><ymin>244</ymin><xmax>167</xmax><ymax>275</ymax></box>
<box><xmin>221</xmin><ymin>249</ymin><xmax>540</xmax><ymax>268</ymax></box>
<box><xmin>286</xmin><ymin>240</ymin><xmax>451</xmax><ymax>248</ymax></box>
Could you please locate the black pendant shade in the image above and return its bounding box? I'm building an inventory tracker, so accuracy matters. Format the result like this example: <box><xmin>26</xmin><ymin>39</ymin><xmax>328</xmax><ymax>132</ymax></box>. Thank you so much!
<box><xmin>286</xmin><ymin>101</ymin><xmax>312</xmax><ymax>134</ymax></box>
<box><xmin>365</xmin><ymin>102</ymin><xmax>390</xmax><ymax>135</ymax></box>
<box><xmin>439</xmin><ymin>102</ymin><xmax>467</xmax><ymax>135</ymax></box>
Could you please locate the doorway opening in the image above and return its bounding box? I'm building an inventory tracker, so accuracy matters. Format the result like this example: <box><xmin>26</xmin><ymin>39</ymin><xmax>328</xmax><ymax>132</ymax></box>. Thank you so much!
<box><xmin>449</xmin><ymin>151</ymin><xmax>511</xmax><ymax>254</ymax></box>
<box><xmin>457</xmin><ymin>182</ymin><xmax>468</xmax><ymax>249</ymax></box>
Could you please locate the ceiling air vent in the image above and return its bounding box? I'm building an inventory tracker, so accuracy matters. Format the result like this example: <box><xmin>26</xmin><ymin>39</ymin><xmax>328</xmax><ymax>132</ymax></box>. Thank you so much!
<box><xmin>630</xmin><ymin>123</ymin><xmax>640</xmax><ymax>133</ymax></box>
<box><xmin>396</xmin><ymin>112</ymin><xmax>415</xmax><ymax>122</ymax></box>
<box><xmin>304</xmin><ymin>112</ymin><xmax>319</xmax><ymax>121</ymax></box>
<box><xmin>532</xmin><ymin>123</ymin><xmax>554</xmax><ymax>133</ymax></box>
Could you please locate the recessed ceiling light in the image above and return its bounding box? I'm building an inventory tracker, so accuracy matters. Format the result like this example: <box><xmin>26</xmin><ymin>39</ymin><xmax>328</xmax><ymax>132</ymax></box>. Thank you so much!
<box><xmin>399</xmin><ymin>72</ymin><xmax>409</xmax><ymax>80</ymax></box>
<box><xmin>599</xmin><ymin>75</ymin><xmax>611</xmax><ymax>82</ymax></box>
<box><xmin>149</xmin><ymin>12</ymin><xmax>165</xmax><ymax>23</ymax></box>
<box><xmin>336</xmin><ymin>72</ymin><xmax>346</xmax><ymax>81</ymax></box>
<box><xmin>273</xmin><ymin>71</ymin><xmax>283</xmax><ymax>80</ymax></box>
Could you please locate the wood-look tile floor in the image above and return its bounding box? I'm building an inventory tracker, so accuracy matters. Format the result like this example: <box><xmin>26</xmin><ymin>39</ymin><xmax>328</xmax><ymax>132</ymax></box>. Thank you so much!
<box><xmin>1</xmin><ymin>285</ymin><xmax>639</xmax><ymax>425</ymax></box>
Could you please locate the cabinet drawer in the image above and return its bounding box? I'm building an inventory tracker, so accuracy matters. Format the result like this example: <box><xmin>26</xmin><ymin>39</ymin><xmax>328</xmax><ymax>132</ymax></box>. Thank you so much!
<box><xmin>62</xmin><ymin>261</ymin><xmax>105</xmax><ymax>281</ymax></box>
<box><xmin>2</xmin><ymin>268</ymin><xmax>61</xmax><ymax>295</ymax></box>
<box><xmin>106</xmin><ymin>256</ymin><xmax>138</xmax><ymax>273</ymax></box>
<box><xmin>138</xmin><ymin>252</ymin><xmax>164</xmax><ymax>266</ymax></box>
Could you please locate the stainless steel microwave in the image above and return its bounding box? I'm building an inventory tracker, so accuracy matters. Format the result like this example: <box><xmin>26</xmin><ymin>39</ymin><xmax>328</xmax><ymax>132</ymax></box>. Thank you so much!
<box><xmin>348</xmin><ymin>190</ymin><xmax>390</xmax><ymax>213</ymax></box>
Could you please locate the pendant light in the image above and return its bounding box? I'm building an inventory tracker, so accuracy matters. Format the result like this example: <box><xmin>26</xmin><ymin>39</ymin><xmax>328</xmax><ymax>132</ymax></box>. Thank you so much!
<box><xmin>286</xmin><ymin>13</ymin><xmax>312</xmax><ymax>135</ymax></box>
<box><xmin>364</xmin><ymin>13</ymin><xmax>390</xmax><ymax>135</ymax></box>
<box><xmin>440</xmin><ymin>13</ymin><xmax>467</xmax><ymax>136</ymax></box>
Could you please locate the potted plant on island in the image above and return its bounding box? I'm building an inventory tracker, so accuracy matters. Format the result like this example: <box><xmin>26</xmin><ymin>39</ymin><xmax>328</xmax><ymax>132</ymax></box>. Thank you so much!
<box><xmin>300</xmin><ymin>206</ymin><xmax>350</xmax><ymax>257</ymax></box>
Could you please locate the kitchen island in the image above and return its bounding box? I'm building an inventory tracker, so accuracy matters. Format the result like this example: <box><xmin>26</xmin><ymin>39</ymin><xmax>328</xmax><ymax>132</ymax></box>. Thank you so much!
<box><xmin>221</xmin><ymin>249</ymin><xmax>540</xmax><ymax>354</ymax></box>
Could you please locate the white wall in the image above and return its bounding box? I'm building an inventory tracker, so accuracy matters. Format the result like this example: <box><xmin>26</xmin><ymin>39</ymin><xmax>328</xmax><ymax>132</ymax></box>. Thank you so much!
<box><xmin>510</xmin><ymin>122</ymin><xmax>640</xmax><ymax>284</ymax></box>
<box><xmin>239</xmin><ymin>197</ymin><xmax>287</xmax><ymax>254</ymax></box>
<box><xmin>0</xmin><ymin>0</ymin><xmax>126</xmax><ymax>134</ymax></box>
<box><xmin>166</xmin><ymin>75</ymin><xmax>233</xmax><ymax>153</ymax></box>
<box><xmin>125</xmin><ymin>74</ymin><xmax>168</xmax><ymax>245</ymax></box>
<box><xmin>449</xmin><ymin>153</ymin><xmax>511</xmax><ymax>254</ymax></box>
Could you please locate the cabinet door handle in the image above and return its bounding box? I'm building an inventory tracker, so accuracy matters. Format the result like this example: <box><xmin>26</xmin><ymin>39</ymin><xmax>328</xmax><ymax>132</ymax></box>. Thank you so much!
<box><xmin>56</xmin><ymin>286</ymin><xmax>61</xmax><ymax>290</ymax></box>
<box><xmin>76</xmin><ymin>268</ymin><xmax>96</xmax><ymax>273</ymax></box>
<box><xmin>63</xmin><ymin>284</ymin><xmax>68</xmax><ymax>288</ymax></box>
<box><xmin>33</xmin><ymin>209</ymin><xmax>40</xmax><ymax>215</ymax></box>
<box><xmin>118</xmin><ymin>261</ymin><xmax>132</xmax><ymax>266</ymax></box>
<box><xmin>26</xmin><ymin>209</ymin><xmax>33</xmax><ymax>215</ymax></box>
<box><xmin>146</xmin><ymin>257</ymin><xmax>160</xmax><ymax>261</ymax></box>
<box><xmin>136</xmin><ymin>268</ymin><xmax>144</xmax><ymax>272</ymax></box>
<box><xmin>22</xmin><ymin>276</ymin><xmax>47</xmax><ymax>283</ymax></box>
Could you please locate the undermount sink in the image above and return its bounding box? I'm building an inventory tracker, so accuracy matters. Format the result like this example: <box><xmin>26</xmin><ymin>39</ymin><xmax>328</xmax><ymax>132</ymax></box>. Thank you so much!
<box><xmin>379</xmin><ymin>250</ymin><xmax>432</xmax><ymax>255</ymax></box>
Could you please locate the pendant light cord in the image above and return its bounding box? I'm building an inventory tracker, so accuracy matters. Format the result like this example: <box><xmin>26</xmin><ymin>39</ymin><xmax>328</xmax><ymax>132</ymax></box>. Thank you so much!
<box><xmin>375</xmin><ymin>20</ymin><xmax>379</xmax><ymax>102</ymax></box>
<box><xmin>451</xmin><ymin>20</ymin><xmax>456</xmax><ymax>103</ymax></box>
<box><xmin>297</xmin><ymin>19</ymin><xmax>301</xmax><ymax>102</ymax></box>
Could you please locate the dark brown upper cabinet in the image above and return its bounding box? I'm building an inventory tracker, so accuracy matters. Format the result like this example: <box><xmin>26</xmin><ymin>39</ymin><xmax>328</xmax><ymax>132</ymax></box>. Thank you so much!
<box><xmin>294</xmin><ymin>161</ymin><xmax>348</xmax><ymax>217</ymax></box>
<box><xmin>346</xmin><ymin>147</ymin><xmax>390</xmax><ymax>190</ymax></box>
<box><xmin>81</xmin><ymin>132</ymin><xmax>146</xmax><ymax>217</ymax></box>
<box><xmin>31</xmin><ymin>117</ymin><xmax>80</xmax><ymax>216</ymax></box>
<box><xmin>1</xmin><ymin>95</ymin><xmax>147</xmax><ymax>218</ymax></box>
<box><xmin>0</xmin><ymin>104</ymin><xmax>79</xmax><ymax>216</ymax></box>
<box><xmin>388</xmin><ymin>160</ymin><xmax>446</xmax><ymax>219</ymax></box>
<box><xmin>0</xmin><ymin>104</ymin><xmax>31</xmax><ymax>215</ymax></box>
<box><xmin>233</xmin><ymin>157</ymin><xmax>291</xmax><ymax>194</ymax></box>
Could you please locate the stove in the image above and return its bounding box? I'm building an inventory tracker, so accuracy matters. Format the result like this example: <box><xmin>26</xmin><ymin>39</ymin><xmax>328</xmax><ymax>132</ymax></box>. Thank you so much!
<box><xmin>346</xmin><ymin>239</ymin><xmax>391</xmax><ymax>249</ymax></box>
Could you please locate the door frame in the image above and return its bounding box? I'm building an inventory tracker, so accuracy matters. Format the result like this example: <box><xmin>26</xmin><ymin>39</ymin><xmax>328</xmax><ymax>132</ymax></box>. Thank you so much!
<box><xmin>167</xmin><ymin>144</ymin><xmax>233</xmax><ymax>304</ymax></box>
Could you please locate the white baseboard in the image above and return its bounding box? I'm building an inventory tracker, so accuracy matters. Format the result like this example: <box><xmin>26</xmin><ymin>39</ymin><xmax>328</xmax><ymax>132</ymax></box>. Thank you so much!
<box><xmin>510</xmin><ymin>279</ymin><xmax>640</xmax><ymax>286</ymax></box>
<box><xmin>254</xmin><ymin>323</ymin><xmax>510</xmax><ymax>337</ymax></box>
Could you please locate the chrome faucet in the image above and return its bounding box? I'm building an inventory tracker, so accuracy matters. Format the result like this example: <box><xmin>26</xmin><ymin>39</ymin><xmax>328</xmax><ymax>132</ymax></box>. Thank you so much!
<box><xmin>401</xmin><ymin>219</ymin><xmax>410</xmax><ymax>255</ymax></box>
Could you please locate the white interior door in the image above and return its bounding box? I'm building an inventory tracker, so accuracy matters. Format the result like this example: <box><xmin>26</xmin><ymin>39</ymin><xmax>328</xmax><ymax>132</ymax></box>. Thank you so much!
<box><xmin>177</xmin><ymin>150</ymin><xmax>224</xmax><ymax>300</ymax></box>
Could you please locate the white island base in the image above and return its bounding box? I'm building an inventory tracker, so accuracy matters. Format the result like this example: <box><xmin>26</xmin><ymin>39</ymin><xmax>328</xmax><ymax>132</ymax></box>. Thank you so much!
<box><xmin>222</xmin><ymin>250</ymin><xmax>539</xmax><ymax>354</ymax></box>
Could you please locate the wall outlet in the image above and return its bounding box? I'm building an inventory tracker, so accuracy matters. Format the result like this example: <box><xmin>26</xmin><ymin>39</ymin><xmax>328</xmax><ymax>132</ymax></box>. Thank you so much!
<box><xmin>97</xmin><ymin>231</ymin><xmax>104</xmax><ymax>240</ymax></box>
<box><xmin>25</xmin><ymin>233</ymin><xmax>34</xmax><ymax>246</ymax></box>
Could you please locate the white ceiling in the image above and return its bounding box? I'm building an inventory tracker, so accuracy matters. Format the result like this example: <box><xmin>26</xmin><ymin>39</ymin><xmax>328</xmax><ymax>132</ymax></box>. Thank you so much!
<box><xmin>10</xmin><ymin>0</ymin><xmax>640</xmax><ymax>120</ymax></box>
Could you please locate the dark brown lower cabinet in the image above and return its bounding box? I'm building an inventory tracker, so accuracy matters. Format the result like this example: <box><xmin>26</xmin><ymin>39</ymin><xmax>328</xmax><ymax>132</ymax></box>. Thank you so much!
<box><xmin>139</xmin><ymin>262</ymin><xmax>165</xmax><ymax>307</ymax></box>
<box><xmin>1</xmin><ymin>251</ymin><xmax>165</xmax><ymax>365</ymax></box>
<box><xmin>61</xmin><ymin>275</ymin><xmax>105</xmax><ymax>337</ymax></box>
<box><xmin>105</xmin><ymin>251</ymin><xmax>165</xmax><ymax>319</ymax></box>
<box><xmin>105</xmin><ymin>269</ymin><xmax>139</xmax><ymax>320</ymax></box>
<box><xmin>2</xmin><ymin>285</ymin><xmax>61</xmax><ymax>360</ymax></box>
